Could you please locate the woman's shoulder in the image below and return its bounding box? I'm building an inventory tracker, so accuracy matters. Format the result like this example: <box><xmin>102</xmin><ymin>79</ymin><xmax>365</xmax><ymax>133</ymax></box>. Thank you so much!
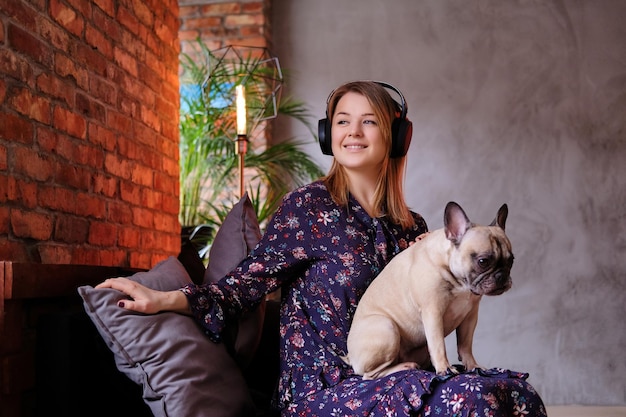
<box><xmin>269</xmin><ymin>181</ymin><xmax>335</xmax><ymax>224</ymax></box>
<box><xmin>282</xmin><ymin>180</ymin><xmax>332</xmax><ymax>205</ymax></box>
<box><xmin>409</xmin><ymin>210</ymin><xmax>428</xmax><ymax>234</ymax></box>
<box><xmin>390</xmin><ymin>210</ymin><xmax>428</xmax><ymax>237</ymax></box>
<box><xmin>409</xmin><ymin>210</ymin><xmax>426</xmax><ymax>224</ymax></box>
<box><xmin>286</xmin><ymin>180</ymin><xmax>328</xmax><ymax>196</ymax></box>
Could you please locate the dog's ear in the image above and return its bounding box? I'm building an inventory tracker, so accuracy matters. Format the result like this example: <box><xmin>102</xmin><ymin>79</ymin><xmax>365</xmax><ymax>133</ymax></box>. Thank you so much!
<box><xmin>489</xmin><ymin>204</ymin><xmax>508</xmax><ymax>231</ymax></box>
<box><xmin>444</xmin><ymin>202</ymin><xmax>471</xmax><ymax>245</ymax></box>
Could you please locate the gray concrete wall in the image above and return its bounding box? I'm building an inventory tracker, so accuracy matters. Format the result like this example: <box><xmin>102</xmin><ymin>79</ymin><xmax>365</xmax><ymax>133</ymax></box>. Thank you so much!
<box><xmin>272</xmin><ymin>0</ymin><xmax>626</xmax><ymax>406</ymax></box>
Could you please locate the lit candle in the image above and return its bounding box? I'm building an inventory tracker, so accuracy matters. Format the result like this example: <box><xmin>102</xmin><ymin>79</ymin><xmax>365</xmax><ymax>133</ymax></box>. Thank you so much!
<box><xmin>236</xmin><ymin>85</ymin><xmax>246</xmax><ymax>135</ymax></box>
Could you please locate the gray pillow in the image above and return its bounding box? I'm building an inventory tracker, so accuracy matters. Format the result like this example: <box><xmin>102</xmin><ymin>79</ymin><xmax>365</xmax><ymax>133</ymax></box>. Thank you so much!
<box><xmin>77</xmin><ymin>195</ymin><xmax>265</xmax><ymax>417</ymax></box>
<box><xmin>204</xmin><ymin>193</ymin><xmax>262</xmax><ymax>281</ymax></box>
<box><xmin>78</xmin><ymin>256</ymin><xmax>255</xmax><ymax>417</ymax></box>
<box><xmin>204</xmin><ymin>192</ymin><xmax>264</xmax><ymax>368</ymax></box>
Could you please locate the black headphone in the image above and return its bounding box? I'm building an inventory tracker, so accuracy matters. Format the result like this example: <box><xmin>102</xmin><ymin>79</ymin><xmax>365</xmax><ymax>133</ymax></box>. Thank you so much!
<box><xmin>317</xmin><ymin>81</ymin><xmax>412</xmax><ymax>158</ymax></box>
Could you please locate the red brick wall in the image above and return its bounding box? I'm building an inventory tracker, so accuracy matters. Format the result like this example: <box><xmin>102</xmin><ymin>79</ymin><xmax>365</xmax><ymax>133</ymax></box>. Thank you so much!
<box><xmin>0</xmin><ymin>3</ymin><xmax>273</xmax><ymax>416</ymax></box>
<box><xmin>179</xmin><ymin>0</ymin><xmax>271</xmax><ymax>59</ymax></box>
<box><xmin>0</xmin><ymin>0</ymin><xmax>181</xmax><ymax>269</ymax></box>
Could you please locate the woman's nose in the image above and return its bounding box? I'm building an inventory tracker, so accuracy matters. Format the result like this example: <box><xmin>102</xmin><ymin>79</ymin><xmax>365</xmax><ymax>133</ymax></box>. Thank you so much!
<box><xmin>350</xmin><ymin>124</ymin><xmax>362</xmax><ymax>137</ymax></box>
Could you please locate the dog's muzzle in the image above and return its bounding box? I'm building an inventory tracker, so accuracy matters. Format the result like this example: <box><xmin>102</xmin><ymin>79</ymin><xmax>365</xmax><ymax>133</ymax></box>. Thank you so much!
<box><xmin>472</xmin><ymin>270</ymin><xmax>512</xmax><ymax>296</ymax></box>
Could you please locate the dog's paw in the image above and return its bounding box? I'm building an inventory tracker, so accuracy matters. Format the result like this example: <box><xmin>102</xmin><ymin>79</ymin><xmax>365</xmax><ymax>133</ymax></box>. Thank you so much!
<box><xmin>433</xmin><ymin>360</ymin><xmax>454</xmax><ymax>376</ymax></box>
<box><xmin>461</xmin><ymin>361</ymin><xmax>483</xmax><ymax>373</ymax></box>
<box><xmin>451</xmin><ymin>364</ymin><xmax>468</xmax><ymax>374</ymax></box>
<box><xmin>435</xmin><ymin>366</ymin><xmax>460</xmax><ymax>376</ymax></box>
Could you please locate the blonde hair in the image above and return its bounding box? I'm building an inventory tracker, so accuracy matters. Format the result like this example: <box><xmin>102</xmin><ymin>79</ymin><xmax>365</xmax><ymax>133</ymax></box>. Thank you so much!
<box><xmin>322</xmin><ymin>81</ymin><xmax>415</xmax><ymax>229</ymax></box>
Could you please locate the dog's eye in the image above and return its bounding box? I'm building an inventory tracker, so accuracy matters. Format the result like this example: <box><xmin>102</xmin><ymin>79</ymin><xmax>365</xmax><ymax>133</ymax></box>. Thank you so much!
<box><xmin>477</xmin><ymin>257</ymin><xmax>493</xmax><ymax>269</ymax></box>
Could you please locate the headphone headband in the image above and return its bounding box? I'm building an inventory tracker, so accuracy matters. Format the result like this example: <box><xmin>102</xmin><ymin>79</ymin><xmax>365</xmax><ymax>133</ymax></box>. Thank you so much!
<box><xmin>324</xmin><ymin>80</ymin><xmax>408</xmax><ymax>119</ymax></box>
<box><xmin>318</xmin><ymin>81</ymin><xmax>412</xmax><ymax>158</ymax></box>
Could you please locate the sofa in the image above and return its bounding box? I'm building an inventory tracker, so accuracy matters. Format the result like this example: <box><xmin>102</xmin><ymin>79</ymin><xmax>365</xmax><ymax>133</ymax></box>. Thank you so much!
<box><xmin>71</xmin><ymin>194</ymin><xmax>284</xmax><ymax>417</ymax></box>
<box><xmin>36</xmin><ymin>291</ymin><xmax>280</xmax><ymax>417</ymax></box>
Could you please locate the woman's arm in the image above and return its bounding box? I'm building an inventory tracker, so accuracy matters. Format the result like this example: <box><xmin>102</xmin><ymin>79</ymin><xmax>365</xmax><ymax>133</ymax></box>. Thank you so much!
<box><xmin>96</xmin><ymin>277</ymin><xmax>191</xmax><ymax>315</ymax></box>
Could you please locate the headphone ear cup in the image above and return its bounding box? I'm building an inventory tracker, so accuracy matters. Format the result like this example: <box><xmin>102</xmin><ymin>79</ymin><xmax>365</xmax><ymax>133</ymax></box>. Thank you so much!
<box><xmin>390</xmin><ymin>118</ymin><xmax>413</xmax><ymax>158</ymax></box>
<box><xmin>318</xmin><ymin>118</ymin><xmax>333</xmax><ymax>155</ymax></box>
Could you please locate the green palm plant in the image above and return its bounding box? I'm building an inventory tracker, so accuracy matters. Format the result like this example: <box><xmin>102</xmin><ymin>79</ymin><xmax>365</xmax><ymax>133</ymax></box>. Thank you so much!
<box><xmin>179</xmin><ymin>41</ymin><xmax>324</xmax><ymax>251</ymax></box>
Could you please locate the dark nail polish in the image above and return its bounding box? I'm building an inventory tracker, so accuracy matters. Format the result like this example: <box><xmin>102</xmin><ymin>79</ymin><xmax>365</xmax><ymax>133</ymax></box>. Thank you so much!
<box><xmin>118</xmin><ymin>301</ymin><xmax>125</xmax><ymax>308</ymax></box>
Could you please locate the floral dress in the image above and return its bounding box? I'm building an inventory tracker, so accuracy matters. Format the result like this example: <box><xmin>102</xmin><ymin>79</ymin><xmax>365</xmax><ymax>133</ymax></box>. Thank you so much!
<box><xmin>182</xmin><ymin>181</ymin><xmax>547</xmax><ymax>417</ymax></box>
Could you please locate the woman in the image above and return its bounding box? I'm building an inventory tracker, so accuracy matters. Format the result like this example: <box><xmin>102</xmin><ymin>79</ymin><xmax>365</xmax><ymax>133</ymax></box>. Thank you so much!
<box><xmin>98</xmin><ymin>81</ymin><xmax>546</xmax><ymax>416</ymax></box>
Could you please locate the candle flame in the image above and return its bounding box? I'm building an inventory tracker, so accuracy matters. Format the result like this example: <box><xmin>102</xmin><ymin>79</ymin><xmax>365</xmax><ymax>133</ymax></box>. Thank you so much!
<box><xmin>236</xmin><ymin>85</ymin><xmax>246</xmax><ymax>135</ymax></box>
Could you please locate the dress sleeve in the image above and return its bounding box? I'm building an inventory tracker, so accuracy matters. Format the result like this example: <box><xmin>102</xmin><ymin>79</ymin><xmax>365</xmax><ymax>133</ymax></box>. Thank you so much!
<box><xmin>181</xmin><ymin>189</ymin><xmax>314</xmax><ymax>341</ymax></box>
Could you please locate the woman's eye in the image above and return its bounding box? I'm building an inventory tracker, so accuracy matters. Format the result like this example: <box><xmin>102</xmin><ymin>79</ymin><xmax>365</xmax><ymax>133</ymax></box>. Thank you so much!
<box><xmin>363</xmin><ymin>119</ymin><xmax>377</xmax><ymax>125</ymax></box>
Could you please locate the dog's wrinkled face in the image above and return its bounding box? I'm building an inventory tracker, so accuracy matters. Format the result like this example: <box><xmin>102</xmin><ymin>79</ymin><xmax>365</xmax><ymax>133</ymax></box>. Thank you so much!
<box><xmin>445</xmin><ymin>202</ymin><xmax>514</xmax><ymax>296</ymax></box>
<box><xmin>450</xmin><ymin>227</ymin><xmax>514</xmax><ymax>296</ymax></box>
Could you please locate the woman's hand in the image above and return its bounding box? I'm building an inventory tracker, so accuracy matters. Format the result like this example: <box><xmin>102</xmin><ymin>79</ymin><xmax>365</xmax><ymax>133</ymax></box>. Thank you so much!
<box><xmin>96</xmin><ymin>278</ymin><xmax>191</xmax><ymax>315</ymax></box>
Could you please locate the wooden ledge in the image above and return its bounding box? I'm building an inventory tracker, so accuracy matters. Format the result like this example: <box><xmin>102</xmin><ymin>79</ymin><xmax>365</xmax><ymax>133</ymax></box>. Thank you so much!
<box><xmin>1</xmin><ymin>261</ymin><xmax>142</xmax><ymax>338</ymax></box>
<box><xmin>1</xmin><ymin>262</ymin><xmax>140</xmax><ymax>300</ymax></box>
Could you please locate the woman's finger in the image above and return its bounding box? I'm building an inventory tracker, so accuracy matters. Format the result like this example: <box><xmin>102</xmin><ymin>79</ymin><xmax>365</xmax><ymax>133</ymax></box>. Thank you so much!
<box><xmin>95</xmin><ymin>277</ymin><xmax>135</xmax><ymax>291</ymax></box>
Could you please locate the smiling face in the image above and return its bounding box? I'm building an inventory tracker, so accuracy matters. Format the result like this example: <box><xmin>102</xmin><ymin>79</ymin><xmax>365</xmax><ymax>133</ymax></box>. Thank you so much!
<box><xmin>330</xmin><ymin>92</ymin><xmax>389</xmax><ymax>174</ymax></box>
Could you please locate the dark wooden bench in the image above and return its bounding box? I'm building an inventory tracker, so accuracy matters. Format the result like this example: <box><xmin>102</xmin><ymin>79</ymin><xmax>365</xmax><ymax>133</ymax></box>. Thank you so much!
<box><xmin>0</xmin><ymin>262</ymin><xmax>144</xmax><ymax>417</ymax></box>
<box><xmin>1</xmin><ymin>261</ymin><xmax>280</xmax><ymax>417</ymax></box>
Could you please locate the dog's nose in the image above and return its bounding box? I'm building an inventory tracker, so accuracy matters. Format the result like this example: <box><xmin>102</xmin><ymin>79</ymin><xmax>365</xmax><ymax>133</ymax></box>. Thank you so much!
<box><xmin>494</xmin><ymin>271</ymin><xmax>510</xmax><ymax>286</ymax></box>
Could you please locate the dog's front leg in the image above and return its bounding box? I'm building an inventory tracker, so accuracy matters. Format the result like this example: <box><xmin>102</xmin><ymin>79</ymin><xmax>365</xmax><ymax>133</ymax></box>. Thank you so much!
<box><xmin>421</xmin><ymin>307</ymin><xmax>452</xmax><ymax>375</ymax></box>
<box><xmin>456</xmin><ymin>302</ymin><xmax>481</xmax><ymax>371</ymax></box>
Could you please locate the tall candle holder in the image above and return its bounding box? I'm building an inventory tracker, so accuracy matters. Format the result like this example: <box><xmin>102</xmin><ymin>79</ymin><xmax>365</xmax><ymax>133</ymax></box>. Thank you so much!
<box><xmin>192</xmin><ymin>45</ymin><xmax>284</xmax><ymax>200</ymax></box>
<box><xmin>235</xmin><ymin>133</ymin><xmax>248</xmax><ymax>199</ymax></box>
<box><xmin>235</xmin><ymin>84</ymin><xmax>247</xmax><ymax>198</ymax></box>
